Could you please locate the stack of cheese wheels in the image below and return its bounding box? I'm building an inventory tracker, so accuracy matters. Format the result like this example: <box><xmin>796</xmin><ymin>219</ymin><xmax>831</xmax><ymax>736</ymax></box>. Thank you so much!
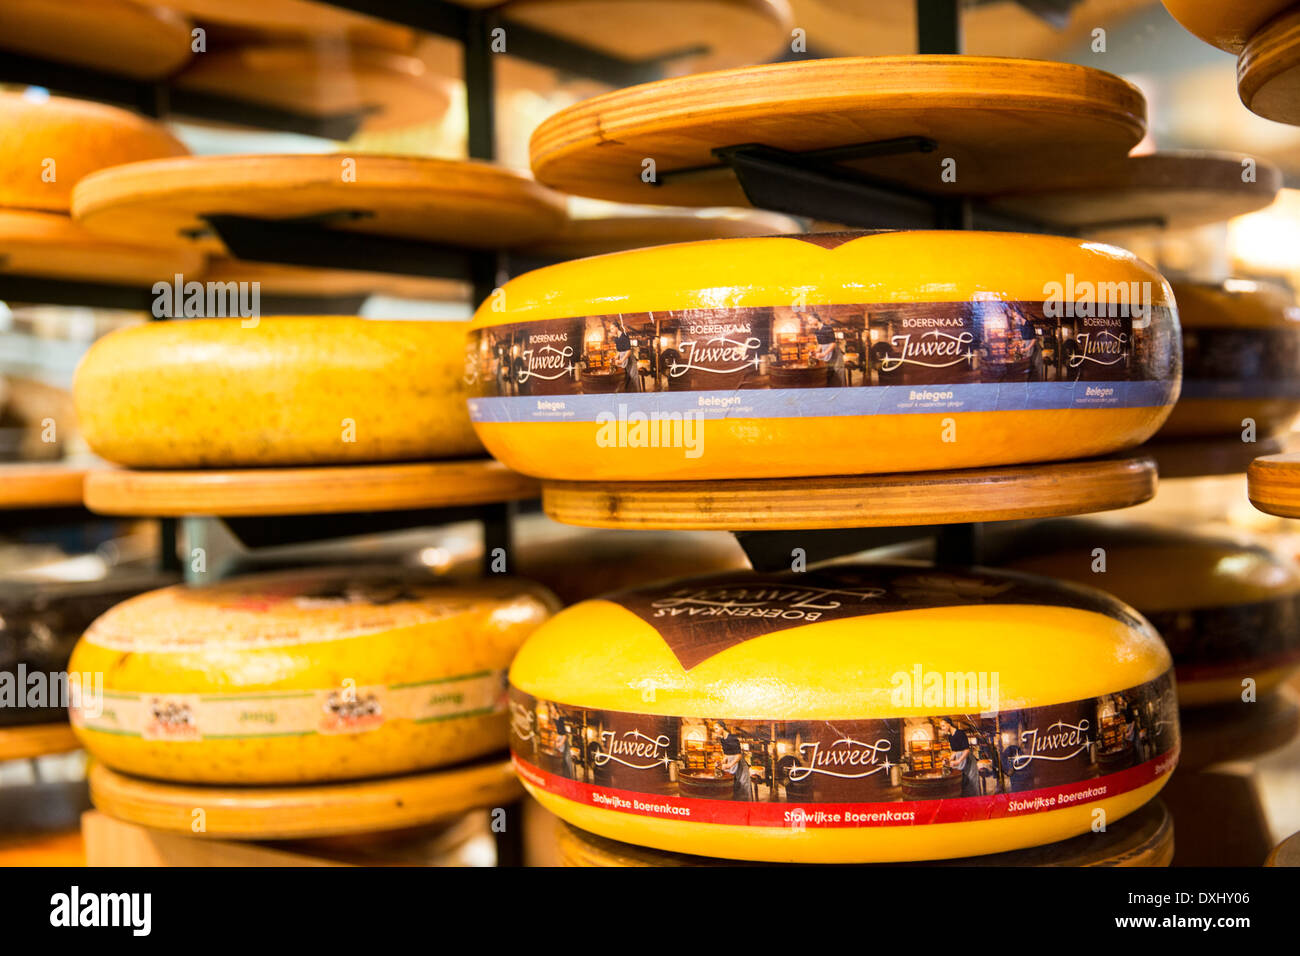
<box><xmin>552</xmin><ymin>798</ymin><xmax>1176</xmax><ymax>866</ymax></box>
<box><xmin>1000</xmin><ymin>520</ymin><xmax>1300</xmax><ymax>708</ymax></box>
<box><xmin>508</xmin><ymin>563</ymin><xmax>1178</xmax><ymax>864</ymax></box>
<box><xmin>1157</xmin><ymin>280</ymin><xmax>1300</xmax><ymax>439</ymax></box>
<box><xmin>69</xmin><ymin>568</ymin><xmax>557</xmax><ymax>784</ymax></box>
<box><xmin>73</xmin><ymin>317</ymin><xmax>484</xmax><ymax>468</ymax></box>
<box><xmin>467</xmin><ymin>231</ymin><xmax>1181</xmax><ymax>481</ymax></box>
<box><xmin>0</xmin><ymin>92</ymin><xmax>197</xmax><ymax>284</ymax></box>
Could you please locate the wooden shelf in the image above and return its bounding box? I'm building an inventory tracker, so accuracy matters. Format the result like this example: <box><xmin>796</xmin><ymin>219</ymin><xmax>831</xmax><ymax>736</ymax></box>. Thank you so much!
<box><xmin>88</xmin><ymin>756</ymin><xmax>521</xmax><ymax>839</ymax></box>
<box><xmin>0</xmin><ymin>722</ymin><xmax>80</xmax><ymax>763</ymax></box>
<box><xmin>542</xmin><ymin>455</ymin><xmax>1157</xmax><ymax>531</ymax></box>
<box><xmin>1247</xmin><ymin>452</ymin><xmax>1300</xmax><ymax>517</ymax></box>
<box><xmin>0</xmin><ymin>463</ymin><xmax>86</xmax><ymax>511</ymax></box>
<box><xmin>1268</xmin><ymin>830</ymin><xmax>1300</xmax><ymax>867</ymax></box>
<box><xmin>529</xmin><ymin>56</ymin><xmax>1146</xmax><ymax>207</ymax></box>
<box><xmin>84</xmin><ymin>459</ymin><xmax>539</xmax><ymax>517</ymax></box>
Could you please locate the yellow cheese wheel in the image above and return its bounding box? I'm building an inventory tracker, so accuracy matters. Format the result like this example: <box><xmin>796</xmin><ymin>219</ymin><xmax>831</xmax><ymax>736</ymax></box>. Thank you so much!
<box><xmin>69</xmin><ymin>568</ymin><xmax>557</xmax><ymax>784</ymax></box>
<box><xmin>1161</xmin><ymin>0</ymin><xmax>1293</xmax><ymax>53</ymax></box>
<box><xmin>508</xmin><ymin>563</ymin><xmax>1178</xmax><ymax>863</ymax></box>
<box><xmin>1000</xmin><ymin>521</ymin><xmax>1300</xmax><ymax>708</ymax></box>
<box><xmin>73</xmin><ymin>317</ymin><xmax>485</xmax><ymax>468</ymax></box>
<box><xmin>554</xmin><ymin>798</ymin><xmax>1175</xmax><ymax>866</ymax></box>
<box><xmin>0</xmin><ymin>92</ymin><xmax>187</xmax><ymax>213</ymax></box>
<box><xmin>1158</xmin><ymin>280</ymin><xmax>1300</xmax><ymax>439</ymax></box>
<box><xmin>467</xmin><ymin>231</ymin><xmax>1181</xmax><ymax>481</ymax></box>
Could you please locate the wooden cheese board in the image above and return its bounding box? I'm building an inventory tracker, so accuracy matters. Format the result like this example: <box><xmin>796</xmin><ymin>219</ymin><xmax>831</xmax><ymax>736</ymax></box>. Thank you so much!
<box><xmin>83</xmin><ymin>460</ymin><xmax>539</xmax><ymax>517</ymax></box>
<box><xmin>986</xmin><ymin>152</ymin><xmax>1282</xmax><ymax>233</ymax></box>
<box><xmin>554</xmin><ymin>798</ymin><xmax>1174</xmax><ymax>866</ymax></box>
<box><xmin>200</xmin><ymin>257</ymin><xmax>470</xmax><ymax>303</ymax></box>
<box><xmin>88</xmin><ymin>757</ymin><xmax>522</xmax><ymax>839</ymax></box>
<box><xmin>503</xmin><ymin>0</ymin><xmax>792</xmax><ymax>75</ymax></box>
<box><xmin>1247</xmin><ymin>452</ymin><xmax>1300</xmax><ymax>517</ymax></box>
<box><xmin>1267</xmin><ymin>829</ymin><xmax>1300</xmax><ymax>866</ymax></box>
<box><xmin>1239</xmin><ymin>7</ymin><xmax>1300</xmax><ymax>127</ymax></box>
<box><xmin>148</xmin><ymin>0</ymin><xmax>419</xmax><ymax>48</ymax></box>
<box><xmin>71</xmin><ymin>154</ymin><xmax>566</xmax><ymax>254</ymax></box>
<box><xmin>542</xmin><ymin>455</ymin><xmax>1158</xmax><ymax>531</ymax></box>
<box><xmin>528</xmin><ymin>56</ymin><xmax>1146</xmax><ymax>207</ymax></box>
<box><xmin>174</xmin><ymin>43</ymin><xmax>450</xmax><ymax>133</ymax></box>
<box><xmin>0</xmin><ymin>722</ymin><xmax>80</xmax><ymax>763</ymax></box>
<box><xmin>0</xmin><ymin>211</ymin><xmax>203</xmax><ymax>286</ymax></box>
<box><xmin>1</xmin><ymin>0</ymin><xmax>193</xmax><ymax>80</ymax></box>
<box><xmin>0</xmin><ymin>462</ymin><xmax>87</xmax><ymax>510</ymax></box>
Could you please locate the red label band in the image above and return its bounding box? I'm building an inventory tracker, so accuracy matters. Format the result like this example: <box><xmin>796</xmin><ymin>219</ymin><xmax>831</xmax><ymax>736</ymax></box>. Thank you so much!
<box><xmin>514</xmin><ymin>748</ymin><xmax>1178</xmax><ymax>828</ymax></box>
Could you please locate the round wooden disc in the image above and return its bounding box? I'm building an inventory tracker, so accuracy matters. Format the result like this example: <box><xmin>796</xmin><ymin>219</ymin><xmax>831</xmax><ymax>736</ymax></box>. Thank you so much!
<box><xmin>987</xmin><ymin>153</ymin><xmax>1282</xmax><ymax>232</ymax></box>
<box><xmin>0</xmin><ymin>462</ymin><xmax>86</xmax><ymax>510</ymax></box>
<box><xmin>150</xmin><ymin>0</ymin><xmax>419</xmax><ymax>47</ymax></box>
<box><xmin>0</xmin><ymin>211</ymin><xmax>203</xmax><ymax>285</ymax></box>
<box><xmin>1267</xmin><ymin>830</ymin><xmax>1300</xmax><ymax>866</ymax></box>
<box><xmin>201</xmin><ymin>257</ymin><xmax>469</xmax><ymax>303</ymax></box>
<box><xmin>84</xmin><ymin>460</ymin><xmax>539</xmax><ymax>517</ymax></box>
<box><xmin>1239</xmin><ymin>7</ymin><xmax>1300</xmax><ymax>127</ymax></box>
<box><xmin>524</xmin><ymin>208</ymin><xmax>801</xmax><ymax>259</ymax></box>
<box><xmin>542</xmin><ymin>455</ymin><xmax>1157</xmax><ymax>531</ymax></box>
<box><xmin>71</xmin><ymin>154</ymin><xmax>566</xmax><ymax>253</ymax></box>
<box><xmin>556</xmin><ymin>799</ymin><xmax>1173</xmax><ymax>866</ymax></box>
<box><xmin>174</xmin><ymin>44</ymin><xmax>450</xmax><ymax>133</ymax></box>
<box><xmin>0</xmin><ymin>723</ymin><xmax>80</xmax><ymax>762</ymax></box>
<box><xmin>1149</xmin><ymin>435</ymin><xmax>1285</xmax><ymax>481</ymax></box>
<box><xmin>528</xmin><ymin>56</ymin><xmax>1146</xmax><ymax>206</ymax></box>
<box><xmin>504</xmin><ymin>0</ymin><xmax>792</xmax><ymax>75</ymax></box>
<box><xmin>88</xmin><ymin>757</ymin><xmax>521</xmax><ymax>839</ymax></box>
<box><xmin>1247</xmin><ymin>453</ymin><xmax>1300</xmax><ymax>517</ymax></box>
<box><xmin>1178</xmin><ymin>687</ymin><xmax>1300</xmax><ymax>773</ymax></box>
<box><xmin>0</xmin><ymin>0</ymin><xmax>193</xmax><ymax>80</ymax></box>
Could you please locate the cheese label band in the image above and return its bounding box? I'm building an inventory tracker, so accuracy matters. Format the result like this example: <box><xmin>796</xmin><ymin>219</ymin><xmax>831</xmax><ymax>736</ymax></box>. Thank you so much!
<box><xmin>1180</xmin><ymin>326</ymin><xmax>1300</xmax><ymax>400</ymax></box>
<box><xmin>1144</xmin><ymin>598</ymin><xmax>1300</xmax><ymax>682</ymax></box>
<box><xmin>466</xmin><ymin>301</ymin><xmax>1178</xmax><ymax>423</ymax></box>
<box><xmin>70</xmin><ymin>670</ymin><xmax>508</xmax><ymax>741</ymax></box>
<box><xmin>604</xmin><ymin>567</ymin><xmax>1147</xmax><ymax>670</ymax></box>
<box><xmin>509</xmin><ymin>672</ymin><xmax>1179</xmax><ymax>828</ymax></box>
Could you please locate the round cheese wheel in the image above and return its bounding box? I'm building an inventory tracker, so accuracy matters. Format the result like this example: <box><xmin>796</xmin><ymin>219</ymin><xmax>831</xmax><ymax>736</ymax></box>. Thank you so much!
<box><xmin>999</xmin><ymin>521</ymin><xmax>1300</xmax><ymax>708</ymax></box>
<box><xmin>0</xmin><ymin>93</ymin><xmax>187</xmax><ymax>213</ymax></box>
<box><xmin>0</xmin><ymin>210</ymin><xmax>203</xmax><ymax>285</ymax></box>
<box><xmin>1267</xmin><ymin>829</ymin><xmax>1300</xmax><ymax>866</ymax></box>
<box><xmin>1158</xmin><ymin>280</ymin><xmax>1300</xmax><ymax>439</ymax></box>
<box><xmin>508</xmin><ymin>564</ymin><xmax>1178</xmax><ymax>863</ymax></box>
<box><xmin>69</xmin><ymin>568</ymin><xmax>557</xmax><ymax>784</ymax></box>
<box><xmin>1160</xmin><ymin>0</ymin><xmax>1293</xmax><ymax>53</ymax></box>
<box><xmin>554</xmin><ymin>797</ymin><xmax>1175</xmax><ymax>866</ymax></box>
<box><xmin>73</xmin><ymin>317</ymin><xmax>485</xmax><ymax>468</ymax></box>
<box><xmin>467</xmin><ymin>231</ymin><xmax>1181</xmax><ymax>481</ymax></box>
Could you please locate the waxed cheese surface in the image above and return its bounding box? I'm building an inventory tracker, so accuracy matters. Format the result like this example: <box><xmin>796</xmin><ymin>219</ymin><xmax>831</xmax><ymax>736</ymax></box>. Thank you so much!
<box><xmin>74</xmin><ymin>317</ymin><xmax>483</xmax><ymax>468</ymax></box>
<box><xmin>466</xmin><ymin>231</ymin><xmax>1181</xmax><ymax>480</ymax></box>
<box><xmin>70</xmin><ymin>568</ymin><xmax>557</xmax><ymax>784</ymax></box>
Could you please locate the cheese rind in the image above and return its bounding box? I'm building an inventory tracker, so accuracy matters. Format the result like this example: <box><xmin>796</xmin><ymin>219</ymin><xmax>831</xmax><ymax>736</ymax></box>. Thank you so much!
<box><xmin>1161</xmin><ymin>0</ymin><xmax>1293</xmax><ymax>53</ymax></box>
<box><xmin>69</xmin><ymin>569</ymin><xmax>557</xmax><ymax>784</ymax></box>
<box><xmin>468</xmin><ymin>231</ymin><xmax>1180</xmax><ymax>480</ymax></box>
<box><xmin>508</xmin><ymin>565</ymin><xmax>1177</xmax><ymax>863</ymax></box>
<box><xmin>0</xmin><ymin>92</ymin><xmax>186</xmax><ymax>212</ymax></box>
<box><xmin>73</xmin><ymin>317</ymin><xmax>485</xmax><ymax>467</ymax></box>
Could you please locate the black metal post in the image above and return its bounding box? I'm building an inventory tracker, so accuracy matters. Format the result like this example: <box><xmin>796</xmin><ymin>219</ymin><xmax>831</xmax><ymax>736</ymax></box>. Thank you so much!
<box><xmin>916</xmin><ymin>0</ymin><xmax>962</xmax><ymax>55</ymax></box>
<box><xmin>464</xmin><ymin>8</ymin><xmax>498</xmax><ymax>161</ymax></box>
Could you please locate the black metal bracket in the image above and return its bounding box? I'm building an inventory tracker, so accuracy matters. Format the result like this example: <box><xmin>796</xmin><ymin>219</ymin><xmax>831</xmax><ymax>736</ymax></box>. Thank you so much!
<box><xmin>734</xmin><ymin>522</ymin><xmax>986</xmax><ymax>573</ymax></box>
<box><xmin>220</xmin><ymin>504</ymin><xmax>512</xmax><ymax>552</ymax></box>
<box><xmin>200</xmin><ymin>212</ymin><xmax>500</xmax><ymax>282</ymax></box>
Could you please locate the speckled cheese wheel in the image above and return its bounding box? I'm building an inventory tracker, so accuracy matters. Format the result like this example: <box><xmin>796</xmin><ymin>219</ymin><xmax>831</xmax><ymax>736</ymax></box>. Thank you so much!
<box><xmin>508</xmin><ymin>564</ymin><xmax>1177</xmax><ymax>863</ymax></box>
<box><xmin>1161</xmin><ymin>0</ymin><xmax>1293</xmax><ymax>53</ymax></box>
<box><xmin>69</xmin><ymin>569</ymin><xmax>557</xmax><ymax>784</ymax></box>
<box><xmin>467</xmin><ymin>231</ymin><xmax>1181</xmax><ymax>481</ymax></box>
<box><xmin>73</xmin><ymin>317</ymin><xmax>485</xmax><ymax>468</ymax></box>
<box><xmin>0</xmin><ymin>92</ymin><xmax>187</xmax><ymax>213</ymax></box>
<box><xmin>1158</xmin><ymin>280</ymin><xmax>1300</xmax><ymax>439</ymax></box>
<box><xmin>1002</xmin><ymin>521</ymin><xmax>1300</xmax><ymax>708</ymax></box>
